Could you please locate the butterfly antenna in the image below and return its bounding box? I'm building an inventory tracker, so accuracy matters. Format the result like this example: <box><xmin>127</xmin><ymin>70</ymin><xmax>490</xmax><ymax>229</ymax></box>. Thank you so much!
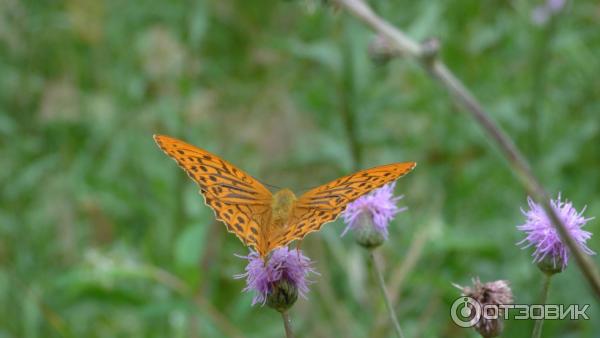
<box><xmin>260</xmin><ymin>180</ymin><xmax>282</xmax><ymax>192</ymax></box>
<box><xmin>296</xmin><ymin>185</ymin><xmax>317</xmax><ymax>194</ymax></box>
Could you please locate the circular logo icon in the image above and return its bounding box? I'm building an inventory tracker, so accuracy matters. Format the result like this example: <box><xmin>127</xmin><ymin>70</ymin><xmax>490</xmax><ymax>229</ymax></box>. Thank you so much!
<box><xmin>450</xmin><ymin>296</ymin><xmax>481</xmax><ymax>328</ymax></box>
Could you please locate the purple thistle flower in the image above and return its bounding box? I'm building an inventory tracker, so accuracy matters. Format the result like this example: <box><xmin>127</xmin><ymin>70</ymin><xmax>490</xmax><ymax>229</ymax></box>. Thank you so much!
<box><xmin>531</xmin><ymin>6</ymin><xmax>551</xmax><ymax>26</ymax></box>
<box><xmin>547</xmin><ymin>0</ymin><xmax>566</xmax><ymax>13</ymax></box>
<box><xmin>517</xmin><ymin>194</ymin><xmax>595</xmax><ymax>271</ymax></box>
<box><xmin>531</xmin><ymin>0</ymin><xmax>566</xmax><ymax>26</ymax></box>
<box><xmin>341</xmin><ymin>182</ymin><xmax>406</xmax><ymax>239</ymax></box>
<box><xmin>234</xmin><ymin>247</ymin><xmax>317</xmax><ymax>307</ymax></box>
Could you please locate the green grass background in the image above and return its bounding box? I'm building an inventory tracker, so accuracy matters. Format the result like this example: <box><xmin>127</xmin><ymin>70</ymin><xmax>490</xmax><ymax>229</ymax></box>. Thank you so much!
<box><xmin>1</xmin><ymin>0</ymin><xmax>599</xmax><ymax>337</ymax></box>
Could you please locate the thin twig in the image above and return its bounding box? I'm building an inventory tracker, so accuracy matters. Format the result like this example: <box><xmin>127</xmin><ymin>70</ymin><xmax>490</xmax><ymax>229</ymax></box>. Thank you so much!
<box><xmin>388</xmin><ymin>227</ymin><xmax>430</xmax><ymax>303</ymax></box>
<box><xmin>415</xmin><ymin>294</ymin><xmax>441</xmax><ymax>338</ymax></box>
<box><xmin>370</xmin><ymin>251</ymin><xmax>406</xmax><ymax>338</ymax></box>
<box><xmin>332</xmin><ymin>0</ymin><xmax>600</xmax><ymax>299</ymax></box>
<box><xmin>340</xmin><ymin>41</ymin><xmax>363</xmax><ymax>171</ymax></box>
<box><xmin>531</xmin><ymin>274</ymin><xmax>552</xmax><ymax>338</ymax></box>
<box><xmin>527</xmin><ymin>5</ymin><xmax>567</xmax><ymax>156</ymax></box>
<box><xmin>149</xmin><ymin>266</ymin><xmax>247</xmax><ymax>338</ymax></box>
<box><xmin>312</xmin><ymin>236</ymin><xmax>359</xmax><ymax>337</ymax></box>
<box><xmin>528</xmin><ymin>24</ymin><xmax>552</xmax><ymax>155</ymax></box>
<box><xmin>12</xmin><ymin>275</ymin><xmax>73</xmax><ymax>338</ymax></box>
<box><xmin>335</xmin><ymin>0</ymin><xmax>422</xmax><ymax>57</ymax></box>
<box><xmin>281</xmin><ymin>311</ymin><xmax>296</xmax><ymax>338</ymax></box>
<box><xmin>374</xmin><ymin>226</ymin><xmax>429</xmax><ymax>336</ymax></box>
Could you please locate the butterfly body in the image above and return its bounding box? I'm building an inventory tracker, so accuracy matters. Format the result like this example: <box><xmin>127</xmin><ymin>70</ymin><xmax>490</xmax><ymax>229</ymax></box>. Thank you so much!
<box><xmin>270</xmin><ymin>189</ymin><xmax>297</xmax><ymax>231</ymax></box>
<box><xmin>154</xmin><ymin>134</ymin><xmax>416</xmax><ymax>259</ymax></box>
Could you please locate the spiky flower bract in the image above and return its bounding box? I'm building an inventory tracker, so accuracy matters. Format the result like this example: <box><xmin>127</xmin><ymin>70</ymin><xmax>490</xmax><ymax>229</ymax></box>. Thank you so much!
<box><xmin>454</xmin><ymin>278</ymin><xmax>514</xmax><ymax>338</ymax></box>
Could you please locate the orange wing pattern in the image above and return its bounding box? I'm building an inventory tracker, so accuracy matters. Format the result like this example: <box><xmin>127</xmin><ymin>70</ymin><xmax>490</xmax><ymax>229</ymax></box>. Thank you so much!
<box><xmin>154</xmin><ymin>135</ymin><xmax>272</xmax><ymax>252</ymax></box>
<box><xmin>270</xmin><ymin>162</ymin><xmax>416</xmax><ymax>249</ymax></box>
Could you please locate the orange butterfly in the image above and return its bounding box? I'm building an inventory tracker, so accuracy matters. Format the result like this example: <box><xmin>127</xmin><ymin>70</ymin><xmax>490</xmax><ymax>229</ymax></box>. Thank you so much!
<box><xmin>154</xmin><ymin>134</ymin><xmax>416</xmax><ymax>258</ymax></box>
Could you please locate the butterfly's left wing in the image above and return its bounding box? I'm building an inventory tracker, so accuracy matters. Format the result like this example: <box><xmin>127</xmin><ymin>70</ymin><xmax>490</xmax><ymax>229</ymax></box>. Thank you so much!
<box><xmin>154</xmin><ymin>134</ymin><xmax>273</xmax><ymax>255</ymax></box>
<box><xmin>267</xmin><ymin>162</ymin><xmax>416</xmax><ymax>251</ymax></box>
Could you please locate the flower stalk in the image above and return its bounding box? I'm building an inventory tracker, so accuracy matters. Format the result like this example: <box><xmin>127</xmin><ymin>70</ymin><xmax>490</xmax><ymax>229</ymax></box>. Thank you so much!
<box><xmin>531</xmin><ymin>274</ymin><xmax>552</xmax><ymax>338</ymax></box>
<box><xmin>341</xmin><ymin>181</ymin><xmax>408</xmax><ymax>337</ymax></box>
<box><xmin>370</xmin><ymin>251</ymin><xmax>406</xmax><ymax>338</ymax></box>
<box><xmin>281</xmin><ymin>311</ymin><xmax>296</xmax><ymax>338</ymax></box>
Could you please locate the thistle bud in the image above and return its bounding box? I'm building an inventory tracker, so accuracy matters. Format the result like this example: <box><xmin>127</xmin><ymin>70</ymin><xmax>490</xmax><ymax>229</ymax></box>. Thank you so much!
<box><xmin>368</xmin><ymin>34</ymin><xmax>396</xmax><ymax>65</ymax></box>
<box><xmin>267</xmin><ymin>278</ymin><xmax>299</xmax><ymax>312</ymax></box>
<box><xmin>352</xmin><ymin>213</ymin><xmax>386</xmax><ymax>249</ymax></box>
<box><xmin>536</xmin><ymin>255</ymin><xmax>565</xmax><ymax>275</ymax></box>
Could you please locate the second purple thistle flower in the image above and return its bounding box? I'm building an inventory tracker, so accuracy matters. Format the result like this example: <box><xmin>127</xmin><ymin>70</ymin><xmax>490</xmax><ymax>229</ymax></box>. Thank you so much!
<box><xmin>341</xmin><ymin>182</ymin><xmax>407</xmax><ymax>248</ymax></box>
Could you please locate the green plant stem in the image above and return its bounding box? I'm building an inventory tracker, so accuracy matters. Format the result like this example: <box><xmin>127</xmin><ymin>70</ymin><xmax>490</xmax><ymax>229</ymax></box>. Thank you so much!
<box><xmin>148</xmin><ymin>266</ymin><xmax>246</xmax><ymax>338</ymax></box>
<box><xmin>527</xmin><ymin>27</ymin><xmax>550</xmax><ymax>156</ymax></box>
<box><xmin>340</xmin><ymin>17</ymin><xmax>362</xmax><ymax>171</ymax></box>
<box><xmin>370</xmin><ymin>251</ymin><xmax>406</xmax><ymax>338</ymax></box>
<box><xmin>528</xmin><ymin>13</ymin><xmax>561</xmax><ymax>157</ymax></box>
<box><xmin>333</xmin><ymin>0</ymin><xmax>600</xmax><ymax>300</ymax></box>
<box><xmin>281</xmin><ymin>311</ymin><xmax>296</xmax><ymax>338</ymax></box>
<box><xmin>531</xmin><ymin>274</ymin><xmax>552</xmax><ymax>338</ymax></box>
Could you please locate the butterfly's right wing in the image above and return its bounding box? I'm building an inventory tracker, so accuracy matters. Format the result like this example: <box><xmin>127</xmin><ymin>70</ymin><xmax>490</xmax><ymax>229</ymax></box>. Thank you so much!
<box><xmin>268</xmin><ymin>162</ymin><xmax>416</xmax><ymax>251</ymax></box>
<box><xmin>154</xmin><ymin>134</ymin><xmax>273</xmax><ymax>254</ymax></box>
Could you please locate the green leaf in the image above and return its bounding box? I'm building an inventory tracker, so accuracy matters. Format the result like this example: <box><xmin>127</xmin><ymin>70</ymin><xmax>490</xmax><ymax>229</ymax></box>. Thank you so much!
<box><xmin>174</xmin><ymin>224</ymin><xmax>206</xmax><ymax>268</ymax></box>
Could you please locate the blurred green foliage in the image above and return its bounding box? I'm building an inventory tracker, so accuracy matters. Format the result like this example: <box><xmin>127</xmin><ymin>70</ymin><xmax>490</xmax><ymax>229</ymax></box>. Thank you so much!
<box><xmin>1</xmin><ymin>0</ymin><xmax>599</xmax><ymax>337</ymax></box>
